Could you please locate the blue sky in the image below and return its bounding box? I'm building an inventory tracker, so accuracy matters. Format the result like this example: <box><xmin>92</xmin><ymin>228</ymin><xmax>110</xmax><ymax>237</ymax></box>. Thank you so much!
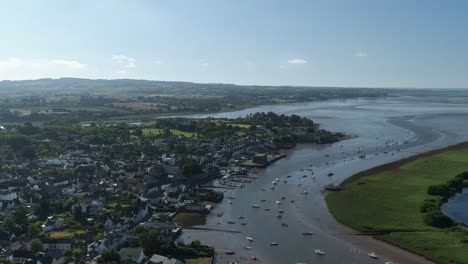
<box><xmin>0</xmin><ymin>0</ymin><xmax>467</xmax><ymax>88</ymax></box>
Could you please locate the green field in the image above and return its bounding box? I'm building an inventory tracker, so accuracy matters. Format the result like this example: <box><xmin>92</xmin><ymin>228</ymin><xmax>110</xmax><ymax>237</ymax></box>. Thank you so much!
<box><xmin>172</xmin><ymin>212</ymin><xmax>207</xmax><ymax>227</ymax></box>
<box><xmin>185</xmin><ymin>258</ymin><xmax>211</xmax><ymax>264</ymax></box>
<box><xmin>49</xmin><ymin>229</ymin><xmax>88</xmax><ymax>239</ymax></box>
<box><xmin>135</xmin><ymin>128</ymin><xmax>195</xmax><ymax>137</ymax></box>
<box><xmin>326</xmin><ymin>145</ymin><xmax>468</xmax><ymax>264</ymax></box>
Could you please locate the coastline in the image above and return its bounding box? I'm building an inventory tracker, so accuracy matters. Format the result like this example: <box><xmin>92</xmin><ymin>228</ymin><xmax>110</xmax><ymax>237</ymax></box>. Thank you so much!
<box><xmin>325</xmin><ymin>141</ymin><xmax>468</xmax><ymax>264</ymax></box>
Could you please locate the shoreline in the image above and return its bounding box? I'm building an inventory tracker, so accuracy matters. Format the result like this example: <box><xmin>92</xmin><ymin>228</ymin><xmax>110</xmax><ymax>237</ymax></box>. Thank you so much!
<box><xmin>325</xmin><ymin>141</ymin><xmax>468</xmax><ymax>264</ymax></box>
<box><xmin>337</xmin><ymin>141</ymin><xmax>468</xmax><ymax>187</ymax></box>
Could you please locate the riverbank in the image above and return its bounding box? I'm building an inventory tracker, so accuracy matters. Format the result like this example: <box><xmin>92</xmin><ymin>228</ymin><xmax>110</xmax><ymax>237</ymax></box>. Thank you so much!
<box><xmin>326</xmin><ymin>141</ymin><xmax>468</xmax><ymax>264</ymax></box>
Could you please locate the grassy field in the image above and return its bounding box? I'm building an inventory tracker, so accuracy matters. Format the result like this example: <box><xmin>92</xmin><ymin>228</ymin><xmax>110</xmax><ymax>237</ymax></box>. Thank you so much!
<box><xmin>49</xmin><ymin>229</ymin><xmax>88</xmax><ymax>239</ymax></box>
<box><xmin>185</xmin><ymin>258</ymin><xmax>211</xmax><ymax>264</ymax></box>
<box><xmin>134</xmin><ymin>128</ymin><xmax>195</xmax><ymax>137</ymax></box>
<box><xmin>326</xmin><ymin>144</ymin><xmax>468</xmax><ymax>264</ymax></box>
<box><xmin>172</xmin><ymin>212</ymin><xmax>207</xmax><ymax>227</ymax></box>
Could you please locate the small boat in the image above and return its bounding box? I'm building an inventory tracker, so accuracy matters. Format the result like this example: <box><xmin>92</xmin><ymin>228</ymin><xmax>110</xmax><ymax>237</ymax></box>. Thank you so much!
<box><xmin>303</xmin><ymin>190</ymin><xmax>308</xmax><ymax>194</ymax></box>
<box><xmin>281</xmin><ymin>196</ymin><xmax>286</xmax><ymax>200</ymax></box>
<box><xmin>290</xmin><ymin>200</ymin><xmax>295</xmax><ymax>203</ymax></box>
<box><xmin>277</xmin><ymin>214</ymin><xmax>282</xmax><ymax>218</ymax></box>
<box><xmin>245</xmin><ymin>246</ymin><xmax>252</xmax><ymax>250</ymax></box>
<box><xmin>276</xmin><ymin>201</ymin><xmax>281</xmax><ymax>204</ymax></box>
<box><xmin>228</xmin><ymin>201</ymin><xmax>232</xmax><ymax>204</ymax></box>
<box><xmin>368</xmin><ymin>252</ymin><xmax>378</xmax><ymax>259</ymax></box>
<box><xmin>238</xmin><ymin>216</ymin><xmax>245</xmax><ymax>219</ymax></box>
<box><xmin>324</xmin><ymin>184</ymin><xmax>342</xmax><ymax>191</ymax></box>
<box><xmin>246</xmin><ymin>236</ymin><xmax>253</xmax><ymax>241</ymax></box>
<box><xmin>226</xmin><ymin>250</ymin><xmax>235</xmax><ymax>255</ymax></box>
<box><xmin>287</xmin><ymin>175</ymin><xmax>292</xmax><ymax>178</ymax></box>
<box><xmin>302</xmin><ymin>232</ymin><xmax>313</xmax><ymax>236</ymax></box>
<box><xmin>251</xmin><ymin>256</ymin><xmax>257</xmax><ymax>260</ymax></box>
<box><xmin>359</xmin><ymin>154</ymin><xmax>366</xmax><ymax>159</ymax></box>
<box><xmin>302</xmin><ymin>175</ymin><xmax>308</xmax><ymax>178</ymax></box>
<box><xmin>283</xmin><ymin>180</ymin><xmax>288</xmax><ymax>183</ymax></box>
<box><xmin>252</xmin><ymin>204</ymin><xmax>260</xmax><ymax>208</ymax></box>
<box><xmin>260</xmin><ymin>199</ymin><xmax>266</xmax><ymax>202</ymax></box>
<box><xmin>278</xmin><ymin>209</ymin><xmax>284</xmax><ymax>213</ymax></box>
<box><xmin>241</xmin><ymin>222</ymin><xmax>247</xmax><ymax>225</ymax></box>
<box><xmin>270</xmin><ymin>242</ymin><xmax>278</xmax><ymax>246</ymax></box>
<box><xmin>281</xmin><ymin>223</ymin><xmax>288</xmax><ymax>227</ymax></box>
<box><xmin>227</xmin><ymin>221</ymin><xmax>236</xmax><ymax>224</ymax></box>
<box><xmin>265</xmin><ymin>208</ymin><xmax>271</xmax><ymax>211</ymax></box>
<box><xmin>328</xmin><ymin>173</ymin><xmax>334</xmax><ymax>176</ymax></box>
<box><xmin>314</xmin><ymin>249</ymin><xmax>325</xmax><ymax>255</ymax></box>
<box><xmin>275</xmin><ymin>178</ymin><xmax>279</xmax><ymax>181</ymax></box>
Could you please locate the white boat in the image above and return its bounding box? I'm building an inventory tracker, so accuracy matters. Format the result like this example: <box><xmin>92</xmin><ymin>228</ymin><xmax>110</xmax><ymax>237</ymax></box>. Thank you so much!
<box><xmin>270</xmin><ymin>242</ymin><xmax>278</xmax><ymax>246</ymax></box>
<box><xmin>246</xmin><ymin>236</ymin><xmax>253</xmax><ymax>241</ymax></box>
<box><xmin>245</xmin><ymin>246</ymin><xmax>252</xmax><ymax>250</ymax></box>
<box><xmin>251</xmin><ymin>204</ymin><xmax>260</xmax><ymax>208</ymax></box>
<box><xmin>368</xmin><ymin>252</ymin><xmax>378</xmax><ymax>259</ymax></box>
<box><xmin>276</xmin><ymin>201</ymin><xmax>281</xmax><ymax>204</ymax></box>
<box><xmin>314</xmin><ymin>249</ymin><xmax>325</xmax><ymax>255</ymax></box>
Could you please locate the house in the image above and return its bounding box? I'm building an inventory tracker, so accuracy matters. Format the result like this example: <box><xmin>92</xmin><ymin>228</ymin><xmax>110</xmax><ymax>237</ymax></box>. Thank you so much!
<box><xmin>122</xmin><ymin>204</ymin><xmax>150</xmax><ymax>224</ymax></box>
<box><xmin>0</xmin><ymin>189</ymin><xmax>17</xmax><ymax>201</ymax></box>
<box><xmin>138</xmin><ymin>222</ymin><xmax>181</xmax><ymax>239</ymax></box>
<box><xmin>147</xmin><ymin>254</ymin><xmax>182</xmax><ymax>264</ymax></box>
<box><xmin>42</xmin><ymin>216</ymin><xmax>63</xmax><ymax>232</ymax></box>
<box><xmin>42</xmin><ymin>239</ymin><xmax>72</xmax><ymax>251</ymax></box>
<box><xmin>10</xmin><ymin>250</ymin><xmax>34</xmax><ymax>263</ymax></box>
<box><xmin>119</xmin><ymin>248</ymin><xmax>145</xmax><ymax>264</ymax></box>
<box><xmin>86</xmin><ymin>239</ymin><xmax>109</xmax><ymax>256</ymax></box>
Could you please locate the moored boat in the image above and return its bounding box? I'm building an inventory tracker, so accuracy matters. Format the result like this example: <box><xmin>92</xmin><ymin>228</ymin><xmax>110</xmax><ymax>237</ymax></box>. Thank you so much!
<box><xmin>314</xmin><ymin>249</ymin><xmax>325</xmax><ymax>255</ymax></box>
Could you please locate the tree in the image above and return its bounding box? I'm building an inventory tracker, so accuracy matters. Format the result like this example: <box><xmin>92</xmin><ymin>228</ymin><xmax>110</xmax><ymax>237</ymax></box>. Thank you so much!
<box><xmin>27</xmin><ymin>224</ymin><xmax>40</xmax><ymax>238</ymax></box>
<box><xmin>100</xmin><ymin>248</ymin><xmax>121</xmax><ymax>264</ymax></box>
<box><xmin>424</xmin><ymin>209</ymin><xmax>454</xmax><ymax>228</ymax></box>
<box><xmin>31</xmin><ymin>238</ymin><xmax>43</xmax><ymax>253</ymax></box>
<box><xmin>139</xmin><ymin>229</ymin><xmax>162</xmax><ymax>255</ymax></box>
<box><xmin>72</xmin><ymin>248</ymin><xmax>82</xmax><ymax>263</ymax></box>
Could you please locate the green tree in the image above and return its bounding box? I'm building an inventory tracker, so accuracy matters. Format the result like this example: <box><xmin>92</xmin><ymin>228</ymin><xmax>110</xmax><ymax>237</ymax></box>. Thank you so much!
<box><xmin>31</xmin><ymin>238</ymin><xmax>43</xmax><ymax>253</ymax></box>
<box><xmin>100</xmin><ymin>248</ymin><xmax>121</xmax><ymax>264</ymax></box>
<box><xmin>139</xmin><ymin>229</ymin><xmax>162</xmax><ymax>255</ymax></box>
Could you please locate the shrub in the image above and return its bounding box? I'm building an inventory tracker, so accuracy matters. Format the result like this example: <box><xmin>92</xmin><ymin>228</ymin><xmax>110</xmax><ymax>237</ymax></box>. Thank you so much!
<box><xmin>423</xmin><ymin>209</ymin><xmax>455</xmax><ymax>228</ymax></box>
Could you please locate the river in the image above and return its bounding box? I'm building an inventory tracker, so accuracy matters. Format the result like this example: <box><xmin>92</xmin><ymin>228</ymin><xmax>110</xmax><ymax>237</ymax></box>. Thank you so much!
<box><xmin>178</xmin><ymin>91</ymin><xmax>468</xmax><ymax>264</ymax></box>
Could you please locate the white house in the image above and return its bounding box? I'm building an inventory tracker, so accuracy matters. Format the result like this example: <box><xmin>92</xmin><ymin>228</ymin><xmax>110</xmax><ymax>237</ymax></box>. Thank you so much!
<box><xmin>42</xmin><ymin>216</ymin><xmax>64</xmax><ymax>232</ymax></box>
<box><xmin>119</xmin><ymin>247</ymin><xmax>145</xmax><ymax>264</ymax></box>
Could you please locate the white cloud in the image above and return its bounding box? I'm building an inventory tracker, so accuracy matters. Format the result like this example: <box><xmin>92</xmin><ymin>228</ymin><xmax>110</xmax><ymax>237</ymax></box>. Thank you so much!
<box><xmin>355</xmin><ymin>52</ymin><xmax>368</xmax><ymax>57</ymax></box>
<box><xmin>287</xmin><ymin>58</ymin><xmax>307</xmax><ymax>65</ymax></box>
<box><xmin>0</xmin><ymin>57</ymin><xmax>23</xmax><ymax>70</ymax></box>
<box><xmin>49</xmin><ymin>59</ymin><xmax>87</xmax><ymax>69</ymax></box>
<box><xmin>112</xmin><ymin>54</ymin><xmax>136</xmax><ymax>68</ymax></box>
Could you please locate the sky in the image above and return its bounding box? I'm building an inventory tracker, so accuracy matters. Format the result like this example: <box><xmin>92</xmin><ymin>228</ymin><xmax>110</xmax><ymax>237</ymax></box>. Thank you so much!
<box><xmin>0</xmin><ymin>0</ymin><xmax>467</xmax><ymax>88</ymax></box>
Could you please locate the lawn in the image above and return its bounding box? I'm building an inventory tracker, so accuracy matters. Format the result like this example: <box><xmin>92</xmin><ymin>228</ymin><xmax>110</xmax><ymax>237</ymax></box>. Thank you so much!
<box><xmin>133</xmin><ymin>128</ymin><xmax>195</xmax><ymax>137</ymax></box>
<box><xmin>326</xmin><ymin>145</ymin><xmax>468</xmax><ymax>264</ymax></box>
<box><xmin>49</xmin><ymin>229</ymin><xmax>88</xmax><ymax>239</ymax></box>
<box><xmin>172</xmin><ymin>212</ymin><xmax>207</xmax><ymax>227</ymax></box>
<box><xmin>185</xmin><ymin>258</ymin><xmax>211</xmax><ymax>264</ymax></box>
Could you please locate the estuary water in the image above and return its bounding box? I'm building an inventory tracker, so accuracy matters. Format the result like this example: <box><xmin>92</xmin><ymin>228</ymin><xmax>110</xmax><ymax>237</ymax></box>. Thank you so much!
<box><xmin>178</xmin><ymin>91</ymin><xmax>468</xmax><ymax>264</ymax></box>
